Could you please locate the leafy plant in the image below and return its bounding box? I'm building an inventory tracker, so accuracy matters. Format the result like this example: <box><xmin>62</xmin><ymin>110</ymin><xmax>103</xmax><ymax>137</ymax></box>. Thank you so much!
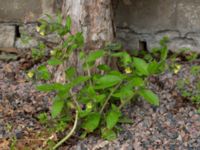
<box><xmin>37</xmin><ymin>113</ymin><xmax>48</xmax><ymax>124</ymax></box>
<box><xmin>132</xmin><ymin>37</ymin><xmax>169</xmax><ymax>75</ymax></box>
<box><xmin>30</xmin><ymin>15</ymin><xmax>163</xmax><ymax>149</ymax></box>
<box><xmin>177</xmin><ymin>65</ymin><xmax>200</xmax><ymax>105</ymax></box>
<box><xmin>10</xmin><ymin>136</ymin><xmax>17</xmax><ymax>150</ymax></box>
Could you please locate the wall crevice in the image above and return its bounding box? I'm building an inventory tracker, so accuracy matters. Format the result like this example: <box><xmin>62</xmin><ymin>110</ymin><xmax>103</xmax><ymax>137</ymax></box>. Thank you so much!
<box><xmin>114</xmin><ymin>0</ymin><xmax>200</xmax><ymax>52</ymax></box>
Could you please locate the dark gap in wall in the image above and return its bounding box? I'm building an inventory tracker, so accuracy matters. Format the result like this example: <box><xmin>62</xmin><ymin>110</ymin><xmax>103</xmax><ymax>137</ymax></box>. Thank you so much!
<box><xmin>139</xmin><ymin>41</ymin><xmax>148</xmax><ymax>51</ymax></box>
<box><xmin>15</xmin><ymin>25</ymin><xmax>21</xmax><ymax>38</ymax></box>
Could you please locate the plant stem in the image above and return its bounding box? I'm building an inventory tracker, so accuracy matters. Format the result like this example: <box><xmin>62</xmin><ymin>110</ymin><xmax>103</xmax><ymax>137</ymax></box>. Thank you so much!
<box><xmin>53</xmin><ymin>110</ymin><xmax>78</xmax><ymax>150</ymax></box>
<box><xmin>119</xmin><ymin>97</ymin><xmax>131</xmax><ymax>110</ymax></box>
<box><xmin>100</xmin><ymin>81</ymin><xmax>122</xmax><ymax>114</ymax></box>
<box><xmin>86</xmin><ymin>63</ymin><xmax>93</xmax><ymax>86</ymax></box>
<box><xmin>119</xmin><ymin>92</ymin><xmax>139</xmax><ymax>109</ymax></box>
<box><xmin>70</xmin><ymin>89</ymin><xmax>81</xmax><ymax>110</ymax></box>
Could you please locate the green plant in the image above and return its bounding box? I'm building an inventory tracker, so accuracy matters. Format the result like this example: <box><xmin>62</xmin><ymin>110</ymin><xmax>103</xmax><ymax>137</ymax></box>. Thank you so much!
<box><xmin>5</xmin><ymin>123</ymin><xmax>13</xmax><ymax>132</ymax></box>
<box><xmin>177</xmin><ymin>65</ymin><xmax>200</xmax><ymax>106</ymax></box>
<box><xmin>30</xmin><ymin>15</ymin><xmax>164</xmax><ymax>149</ymax></box>
<box><xmin>168</xmin><ymin>49</ymin><xmax>199</xmax><ymax>74</ymax></box>
<box><xmin>37</xmin><ymin>113</ymin><xmax>48</xmax><ymax>124</ymax></box>
<box><xmin>131</xmin><ymin>37</ymin><xmax>169</xmax><ymax>75</ymax></box>
<box><xmin>31</xmin><ymin>42</ymin><xmax>46</xmax><ymax>61</ymax></box>
<box><xmin>10</xmin><ymin>136</ymin><xmax>17</xmax><ymax>150</ymax></box>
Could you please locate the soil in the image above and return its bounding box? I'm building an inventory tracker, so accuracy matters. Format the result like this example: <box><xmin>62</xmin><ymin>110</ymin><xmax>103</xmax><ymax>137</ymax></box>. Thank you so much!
<box><xmin>0</xmin><ymin>57</ymin><xmax>200</xmax><ymax>150</ymax></box>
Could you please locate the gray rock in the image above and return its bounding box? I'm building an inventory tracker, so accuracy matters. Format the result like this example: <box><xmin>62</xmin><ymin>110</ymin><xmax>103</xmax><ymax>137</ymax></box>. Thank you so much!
<box><xmin>15</xmin><ymin>38</ymin><xmax>38</xmax><ymax>49</ymax></box>
<box><xmin>166</xmin><ymin>112</ymin><xmax>177</xmax><ymax>126</ymax></box>
<box><xmin>0</xmin><ymin>25</ymin><xmax>15</xmax><ymax>48</ymax></box>
<box><xmin>76</xmin><ymin>143</ymin><xmax>87</xmax><ymax>150</ymax></box>
<box><xmin>155</xmin><ymin>30</ymin><xmax>180</xmax><ymax>41</ymax></box>
<box><xmin>167</xmin><ymin>132</ymin><xmax>179</xmax><ymax>139</ymax></box>
<box><xmin>169</xmin><ymin>144</ymin><xmax>176</xmax><ymax>150</ymax></box>
<box><xmin>19</xmin><ymin>24</ymin><xmax>37</xmax><ymax>36</ymax></box>
<box><xmin>168</xmin><ymin>38</ymin><xmax>197</xmax><ymax>52</ymax></box>
<box><xmin>19</xmin><ymin>24</ymin><xmax>61</xmax><ymax>45</ymax></box>
<box><xmin>45</xmin><ymin>33</ymin><xmax>61</xmax><ymax>44</ymax></box>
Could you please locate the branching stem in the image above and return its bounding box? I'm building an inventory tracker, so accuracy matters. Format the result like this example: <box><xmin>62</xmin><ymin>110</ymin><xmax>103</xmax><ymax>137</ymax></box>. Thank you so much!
<box><xmin>52</xmin><ymin>110</ymin><xmax>78</xmax><ymax>150</ymax></box>
<box><xmin>100</xmin><ymin>81</ymin><xmax>122</xmax><ymax>114</ymax></box>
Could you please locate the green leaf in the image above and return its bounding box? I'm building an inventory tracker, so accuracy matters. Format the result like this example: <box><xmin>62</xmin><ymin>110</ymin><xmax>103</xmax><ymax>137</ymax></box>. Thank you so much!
<box><xmin>37</xmin><ymin>65</ymin><xmax>51</xmax><ymax>80</ymax></box>
<box><xmin>82</xmin><ymin>112</ymin><xmax>101</xmax><ymax>132</ymax></box>
<box><xmin>56</xmin><ymin>13</ymin><xmax>62</xmax><ymax>24</ymax></box>
<box><xmin>31</xmin><ymin>48</ymin><xmax>45</xmax><ymax>60</ymax></box>
<box><xmin>79</xmin><ymin>109</ymin><xmax>92</xmax><ymax>118</ymax></box>
<box><xmin>47</xmin><ymin>58</ymin><xmax>62</xmax><ymax>66</ymax></box>
<box><xmin>65</xmin><ymin>67</ymin><xmax>76</xmax><ymax>80</ymax></box>
<box><xmin>95</xmin><ymin>74</ymin><xmax>122</xmax><ymax>89</ymax></box>
<box><xmin>87</xmin><ymin>86</ymin><xmax>96</xmax><ymax>95</ymax></box>
<box><xmin>158</xmin><ymin>61</ymin><xmax>167</xmax><ymax>73</ymax></box>
<box><xmin>101</xmin><ymin>128</ymin><xmax>117</xmax><ymax>140</ymax></box>
<box><xmin>122</xmin><ymin>52</ymin><xmax>132</xmax><ymax>66</ymax></box>
<box><xmin>112</xmin><ymin>52</ymin><xmax>131</xmax><ymax>66</ymax></box>
<box><xmin>129</xmin><ymin>77</ymin><xmax>145</xmax><ymax>87</ymax></box>
<box><xmin>148</xmin><ymin>61</ymin><xmax>160</xmax><ymax>74</ymax></box>
<box><xmin>75</xmin><ymin>32</ymin><xmax>84</xmax><ymax>47</ymax></box>
<box><xmin>97</xmin><ymin>64</ymin><xmax>111</xmax><ymax>72</ymax></box>
<box><xmin>51</xmin><ymin>97</ymin><xmax>65</xmax><ymax>118</ymax></box>
<box><xmin>57</xmin><ymin>90</ymin><xmax>69</xmax><ymax>100</ymax></box>
<box><xmin>95</xmin><ymin>94</ymin><xmax>106</xmax><ymax>104</ymax></box>
<box><xmin>37</xmin><ymin>113</ymin><xmax>48</xmax><ymax>124</ymax></box>
<box><xmin>133</xmin><ymin>57</ymin><xmax>149</xmax><ymax>76</ymax></box>
<box><xmin>36</xmin><ymin>83</ymin><xmax>68</xmax><ymax>92</ymax></box>
<box><xmin>113</xmin><ymin>87</ymin><xmax>134</xmax><ymax>100</ymax></box>
<box><xmin>65</xmin><ymin>16</ymin><xmax>72</xmax><ymax>32</ymax></box>
<box><xmin>106</xmin><ymin>105</ymin><xmax>121</xmax><ymax>129</ymax></box>
<box><xmin>72</xmin><ymin>76</ymin><xmax>90</xmax><ymax>86</ymax></box>
<box><xmin>111</xmin><ymin>52</ymin><xmax>124</xmax><ymax>57</ymax></box>
<box><xmin>87</xmin><ymin>50</ymin><xmax>105</xmax><ymax>63</ymax></box>
<box><xmin>139</xmin><ymin>89</ymin><xmax>159</xmax><ymax>106</ymax></box>
<box><xmin>79</xmin><ymin>51</ymin><xmax>85</xmax><ymax>60</ymax></box>
<box><xmin>118</xmin><ymin>116</ymin><xmax>133</xmax><ymax>124</ymax></box>
<box><xmin>36</xmin><ymin>84</ymin><xmax>57</xmax><ymax>92</ymax></box>
<box><xmin>159</xmin><ymin>36</ymin><xmax>169</xmax><ymax>46</ymax></box>
<box><xmin>161</xmin><ymin>46</ymin><xmax>168</xmax><ymax>61</ymax></box>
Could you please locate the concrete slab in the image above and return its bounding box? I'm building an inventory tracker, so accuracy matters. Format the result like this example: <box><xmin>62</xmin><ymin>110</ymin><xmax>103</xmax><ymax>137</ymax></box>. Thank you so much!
<box><xmin>0</xmin><ymin>0</ymin><xmax>57</xmax><ymax>23</ymax></box>
<box><xmin>0</xmin><ymin>25</ymin><xmax>15</xmax><ymax>48</ymax></box>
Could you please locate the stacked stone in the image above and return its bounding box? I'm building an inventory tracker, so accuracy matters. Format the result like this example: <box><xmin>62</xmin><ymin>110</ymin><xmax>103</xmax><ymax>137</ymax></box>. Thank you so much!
<box><xmin>0</xmin><ymin>0</ymin><xmax>62</xmax><ymax>49</ymax></box>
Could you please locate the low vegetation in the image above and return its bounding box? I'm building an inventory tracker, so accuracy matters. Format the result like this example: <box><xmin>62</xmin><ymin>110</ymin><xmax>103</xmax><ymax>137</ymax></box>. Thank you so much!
<box><xmin>25</xmin><ymin>15</ymin><xmax>200</xmax><ymax>149</ymax></box>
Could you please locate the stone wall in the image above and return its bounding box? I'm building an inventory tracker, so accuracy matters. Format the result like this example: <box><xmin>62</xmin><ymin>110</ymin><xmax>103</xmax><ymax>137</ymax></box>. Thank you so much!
<box><xmin>1</xmin><ymin>0</ymin><xmax>200</xmax><ymax>53</ymax></box>
<box><xmin>114</xmin><ymin>0</ymin><xmax>200</xmax><ymax>52</ymax></box>
<box><xmin>0</xmin><ymin>0</ymin><xmax>63</xmax><ymax>49</ymax></box>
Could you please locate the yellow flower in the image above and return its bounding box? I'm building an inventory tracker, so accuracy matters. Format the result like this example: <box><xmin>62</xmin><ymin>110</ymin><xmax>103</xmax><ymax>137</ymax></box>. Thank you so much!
<box><xmin>86</xmin><ymin>102</ymin><xmax>92</xmax><ymax>110</ymax></box>
<box><xmin>50</xmin><ymin>50</ymin><xmax>56</xmax><ymax>56</ymax></box>
<box><xmin>174</xmin><ymin>64</ymin><xmax>181</xmax><ymax>74</ymax></box>
<box><xmin>39</xmin><ymin>31</ymin><xmax>45</xmax><ymax>36</ymax></box>
<box><xmin>36</xmin><ymin>26</ymin><xmax>40</xmax><ymax>32</ymax></box>
<box><xmin>125</xmin><ymin>67</ymin><xmax>132</xmax><ymax>74</ymax></box>
<box><xmin>27</xmin><ymin>71</ymin><xmax>34</xmax><ymax>78</ymax></box>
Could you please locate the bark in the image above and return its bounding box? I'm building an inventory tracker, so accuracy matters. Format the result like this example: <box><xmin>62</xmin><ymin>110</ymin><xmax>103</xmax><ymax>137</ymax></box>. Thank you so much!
<box><xmin>62</xmin><ymin>0</ymin><xmax>114</xmax><ymax>49</ymax></box>
<box><xmin>55</xmin><ymin>0</ymin><xmax>115</xmax><ymax>82</ymax></box>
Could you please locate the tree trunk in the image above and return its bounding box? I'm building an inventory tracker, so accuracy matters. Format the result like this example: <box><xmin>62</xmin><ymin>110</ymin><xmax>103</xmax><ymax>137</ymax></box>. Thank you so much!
<box><xmin>55</xmin><ymin>0</ymin><xmax>115</xmax><ymax>82</ymax></box>
<box><xmin>62</xmin><ymin>0</ymin><xmax>114</xmax><ymax>49</ymax></box>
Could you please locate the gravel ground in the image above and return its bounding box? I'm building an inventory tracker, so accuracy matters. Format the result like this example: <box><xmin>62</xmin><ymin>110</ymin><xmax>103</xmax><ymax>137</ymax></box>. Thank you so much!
<box><xmin>0</xmin><ymin>60</ymin><xmax>200</xmax><ymax>150</ymax></box>
<box><xmin>0</xmin><ymin>60</ymin><xmax>52</xmax><ymax>149</ymax></box>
